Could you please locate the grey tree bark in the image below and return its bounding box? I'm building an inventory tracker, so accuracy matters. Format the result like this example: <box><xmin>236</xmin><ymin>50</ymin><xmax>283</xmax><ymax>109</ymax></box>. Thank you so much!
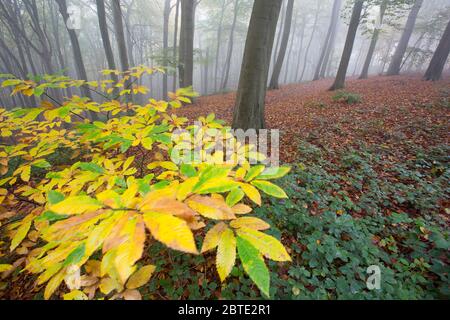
<box><xmin>269</xmin><ymin>0</ymin><xmax>294</xmax><ymax>90</ymax></box>
<box><xmin>424</xmin><ymin>19</ymin><xmax>450</xmax><ymax>81</ymax></box>
<box><xmin>314</xmin><ymin>0</ymin><xmax>343</xmax><ymax>81</ymax></box>
<box><xmin>330</xmin><ymin>0</ymin><xmax>364</xmax><ymax>91</ymax></box>
<box><xmin>386</xmin><ymin>0</ymin><xmax>423</xmax><ymax>76</ymax></box>
<box><xmin>232</xmin><ymin>0</ymin><xmax>283</xmax><ymax>130</ymax></box>
<box><xmin>179</xmin><ymin>0</ymin><xmax>195</xmax><ymax>88</ymax></box>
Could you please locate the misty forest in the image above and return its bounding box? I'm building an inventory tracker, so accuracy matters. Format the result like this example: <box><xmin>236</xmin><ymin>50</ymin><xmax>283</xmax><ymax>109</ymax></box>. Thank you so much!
<box><xmin>0</xmin><ymin>0</ymin><xmax>449</xmax><ymax>301</ymax></box>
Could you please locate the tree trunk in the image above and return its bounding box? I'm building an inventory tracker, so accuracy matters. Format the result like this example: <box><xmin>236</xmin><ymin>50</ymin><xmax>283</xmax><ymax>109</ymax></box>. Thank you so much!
<box><xmin>214</xmin><ymin>0</ymin><xmax>227</xmax><ymax>92</ymax></box>
<box><xmin>96</xmin><ymin>0</ymin><xmax>118</xmax><ymax>85</ymax></box>
<box><xmin>300</xmin><ymin>1</ymin><xmax>321</xmax><ymax>82</ymax></box>
<box><xmin>179</xmin><ymin>0</ymin><xmax>195</xmax><ymax>88</ymax></box>
<box><xmin>294</xmin><ymin>17</ymin><xmax>306</xmax><ymax>82</ymax></box>
<box><xmin>112</xmin><ymin>0</ymin><xmax>130</xmax><ymax>73</ymax></box>
<box><xmin>283</xmin><ymin>12</ymin><xmax>297</xmax><ymax>84</ymax></box>
<box><xmin>330</xmin><ymin>0</ymin><xmax>364</xmax><ymax>91</ymax></box>
<box><xmin>359</xmin><ymin>0</ymin><xmax>387</xmax><ymax>79</ymax></box>
<box><xmin>269</xmin><ymin>0</ymin><xmax>294</xmax><ymax>90</ymax></box>
<box><xmin>424</xmin><ymin>19</ymin><xmax>450</xmax><ymax>81</ymax></box>
<box><xmin>172</xmin><ymin>0</ymin><xmax>180</xmax><ymax>92</ymax></box>
<box><xmin>386</xmin><ymin>0</ymin><xmax>423</xmax><ymax>76</ymax></box>
<box><xmin>314</xmin><ymin>0</ymin><xmax>343</xmax><ymax>81</ymax></box>
<box><xmin>221</xmin><ymin>0</ymin><xmax>240</xmax><ymax>91</ymax></box>
<box><xmin>272</xmin><ymin>0</ymin><xmax>287</xmax><ymax>69</ymax></box>
<box><xmin>232</xmin><ymin>0</ymin><xmax>282</xmax><ymax>130</ymax></box>
<box><xmin>163</xmin><ymin>0</ymin><xmax>171</xmax><ymax>99</ymax></box>
<box><xmin>56</xmin><ymin>0</ymin><xmax>97</xmax><ymax>120</ymax></box>
<box><xmin>112</xmin><ymin>0</ymin><xmax>132</xmax><ymax>103</ymax></box>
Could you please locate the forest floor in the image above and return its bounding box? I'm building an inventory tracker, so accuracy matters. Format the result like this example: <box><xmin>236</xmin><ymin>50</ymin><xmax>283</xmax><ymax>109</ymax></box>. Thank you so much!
<box><xmin>179</xmin><ymin>74</ymin><xmax>450</xmax><ymax>163</ymax></box>
<box><xmin>2</xmin><ymin>75</ymin><xmax>449</xmax><ymax>300</ymax></box>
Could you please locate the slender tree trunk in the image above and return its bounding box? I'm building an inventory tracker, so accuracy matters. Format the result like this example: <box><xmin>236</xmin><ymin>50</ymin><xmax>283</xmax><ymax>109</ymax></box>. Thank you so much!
<box><xmin>330</xmin><ymin>0</ymin><xmax>364</xmax><ymax>91</ymax></box>
<box><xmin>295</xmin><ymin>17</ymin><xmax>306</xmax><ymax>82</ymax></box>
<box><xmin>56</xmin><ymin>0</ymin><xmax>97</xmax><ymax>120</ymax></box>
<box><xmin>204</xmin><ymin>47</ymin><xmax>210</xmax><ymax>94</ymax></box>
<box><xmin>112</xmin><ymin>0</ymin><xmax>132</xmax><ymax>104</ymax></box>
<box><xmin>300</xmin><ymin>1</ymin><xmax>321</xmax><ymax>82</ymax></box>
<box><xmin>284</xmin><ymin>12</ymin><xmax>297</xmax><ymax>84</ymax></box>
<box><xmin>352</xmin><ymin>40</ymin><xmax>365</xmax><ymax>76</ymax></box>
<box><xmin>272</xmin><ymin>0</ymin><xmax>287</xmax><ymax>69</ymax></box>
<box><xmin>172</xmin><ymin>0</ymin><xmax>180</xmax><ymax>92</ymax></box>
<box><xmin>387</xmin><ymin>0</ymin><xmax>423</xmax><ymax>76</ymax></box>
<box><xmin>221</xmin><ymin>0</ymin><xmax>240</xmax><ymax>91</ymax></box>
<box><xmin>112</xmin><ymin>0</ymin><xmax>130</xmax><ymax>73</ymax></box>
<box><xmin>96</xmin><ymin>0</ymin><xmax>119</xmax><ymax>86</ymax></box>
<box><xmin>269</xmin><ymin>0</ymin><xmax>294</xmax><ymax>90</ymax></box>
<box><xmin>162</xmin><ymin>0</ymin><xmax>171</xmax><ymax>99</ymax></box>
<box><xmin>214</xmin><ymin>0</ymin><xmax>227</xmax><ymax>92</ymax></box>
<box><xmin>179</xmin><ymin>0</ymin><xmax>195</xmax><ymax>88</ymax></box>
<box><xmin>232</xmin><ymin>0</ymin><xmax>282</xmax><ymax>130</ymax></box>
<box><xmin>124</xmin><ymin>0</ymin><xmax>136</xmax><ymax>68</ymax></box>
<box><xmin>359</xmin><ymin>0</ymin><xmax>387</xmax><ymax>79</ymax></box>
<box><xmin>424</xmin><ymin>19</ymin><xmax>450</xmax><ymax>81</ymax></box>
<box><xmin>314</xmin><ymin>0</ymin><xmax>343</xmax><ymax>80</ymax></box>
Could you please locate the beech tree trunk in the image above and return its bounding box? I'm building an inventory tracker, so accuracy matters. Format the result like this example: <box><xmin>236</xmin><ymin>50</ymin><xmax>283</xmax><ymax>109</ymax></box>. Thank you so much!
<box><xmin>387</xmin><ymin>0</ymin><xmax>423</xmax><ymax>76</ymax></box>
<box><xmin>172</xmin><ymin>0</ymin><xmax>180</xmax><ymax>92</ymax></box>
<box><xmin>232</xmin><ymin>0</ymin><xmax>282</xmax><ymax>130</ymax></box>
<box><xmin>179</xmin><ymin>0</ymin><xmax>195</xmax><ymax>88</ymax></box>
<box><xmin>269</xmin><ymin>0</ymin><xmax>294</xmax><ymax>90</ymax></box>
<box><xmin>424</xmin><ymin>19</ymin><xmax>450</xmax><ymax>81</ymax></box>
<box><xmin>330</xmin><ymin>0</ymin><xmax>364</xmax><ymax>91</ymax></box>
<box><xmin>163</xmin><ymin>0</ymin><xmax>171</xmax><ymax>99</ymax></box>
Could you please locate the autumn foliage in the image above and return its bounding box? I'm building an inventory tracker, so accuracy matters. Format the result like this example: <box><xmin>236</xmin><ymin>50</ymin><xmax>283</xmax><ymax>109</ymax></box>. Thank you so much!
<box><xmin>0</xmin><ymin>67</ymin><xmax>292</xmax><ymax>300</ymax></box>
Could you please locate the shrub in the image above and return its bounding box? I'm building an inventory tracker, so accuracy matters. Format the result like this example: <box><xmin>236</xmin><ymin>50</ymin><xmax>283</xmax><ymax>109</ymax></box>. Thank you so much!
<box><xmin>0</xmin><ymin>67</ymin><xmax>291</xmax><ymax>300</ymax></box>
<box><xmin>332</xmin><ymin>91</ymin><xmax>362</xmax><ymax>105</ymax></box>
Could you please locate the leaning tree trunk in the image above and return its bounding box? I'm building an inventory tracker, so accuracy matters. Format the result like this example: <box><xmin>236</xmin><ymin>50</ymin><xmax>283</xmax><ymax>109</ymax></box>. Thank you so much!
<box><xmin>386</xmin><ymin>0</ymin><xmax>423</xmax><ymax>76</ymax></box>
<box><xmin>179</xmin><ymin>0</ymin><xmax>195</xmax><ymax>88</ymax></box>
<box><xmin>232</xmin><ymin>0</ymin><xmax>282</xmax><ymax>130</ymax></box>
<box><xmin>95</xmin><ymin>0</ymin><xmax>118</xmax><ymax>85</ymax></box>
<box><xmin>330</xmin><ymin>0</ymin><xmax>364</xmax><ymax>91</ymax></box>
<box><xmin>269</xmin><ymin>0</ymin><xmax>294</xmax><ymax>90</ymax></box>
<box><xmin>359</xmin><ymin>2</ymin><xmax>387</xmax><ymax>79</ymax></box>
<box><xmin>314</xmin><ymin>0</ymin><xmax>343</xmax><ymax>81</ymax></box>
<box><xmin>424</xmin><ymin>19</ymin><xmax>450</xmax><ymax>81</ymax></box>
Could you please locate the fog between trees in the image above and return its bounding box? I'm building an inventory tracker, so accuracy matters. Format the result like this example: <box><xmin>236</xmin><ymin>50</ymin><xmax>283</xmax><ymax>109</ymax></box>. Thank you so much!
<box><xmin>0</xmin><ymin>0</ymin><xmax>449</xmax><ymax>115</ymax></box>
